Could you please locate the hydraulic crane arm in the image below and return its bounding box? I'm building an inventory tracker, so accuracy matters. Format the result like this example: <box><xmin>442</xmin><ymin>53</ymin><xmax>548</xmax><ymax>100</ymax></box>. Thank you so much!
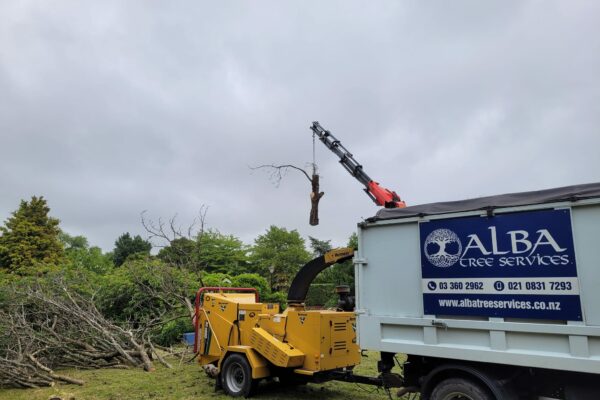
<box><xmin>310</xmin><ymin>121</ymin><xmax>406</xmax><ymax>209</ymax></box>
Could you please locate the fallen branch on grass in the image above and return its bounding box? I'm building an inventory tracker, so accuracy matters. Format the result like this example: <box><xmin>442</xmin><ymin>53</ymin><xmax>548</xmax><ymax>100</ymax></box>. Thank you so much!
<box><xmin>0</xmin><ymin>279</ymin><xmax>163</xmax><ymax>388</ymax></box>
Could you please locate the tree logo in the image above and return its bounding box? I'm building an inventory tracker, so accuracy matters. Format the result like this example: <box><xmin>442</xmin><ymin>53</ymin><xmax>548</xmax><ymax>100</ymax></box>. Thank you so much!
<box><xmin>424</xmin><ymin>229</ymin><xmax>462</xmax><ymax>268</ymax></box>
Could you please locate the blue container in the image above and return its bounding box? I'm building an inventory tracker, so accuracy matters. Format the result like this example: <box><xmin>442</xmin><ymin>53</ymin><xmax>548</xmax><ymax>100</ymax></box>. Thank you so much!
<box><xmin>182</xmin><ymin>332</ymin><xmax>195</xmax><ymax>346</ymax></box>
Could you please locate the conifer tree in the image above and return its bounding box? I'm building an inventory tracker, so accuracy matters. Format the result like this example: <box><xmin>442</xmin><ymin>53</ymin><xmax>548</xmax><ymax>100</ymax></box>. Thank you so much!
<box><xmin>112</xmin><ymin>233</ymin><xmax>152</xmax><ymax>267</ymax></box>
<box><xmin>0</xmin><ymin>196</ymin><xmax>64</xmax><ymax>274</ymax></box>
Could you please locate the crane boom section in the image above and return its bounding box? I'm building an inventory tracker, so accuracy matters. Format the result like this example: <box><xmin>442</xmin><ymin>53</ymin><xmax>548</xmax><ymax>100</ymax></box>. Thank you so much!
<box><xmin>310</xmin><ymin>122</ymin><xmax>372</xmax><ymax>187</ymax></box>
<box><xmin>310</xmin><ymin>121</ymin><xmax>406</xmax><ymax>209</ymax></box>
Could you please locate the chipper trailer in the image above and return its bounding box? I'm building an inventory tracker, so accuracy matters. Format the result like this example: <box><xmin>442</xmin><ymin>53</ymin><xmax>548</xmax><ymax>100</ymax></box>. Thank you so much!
<box><xmin>194</xmin><ymin>123</ymin><xmax>600</xmax><ymax>399</ymax></box>
<box><xmin>193</xmin><ymin>247</ymin><xmax>404</xmax><ymax>397</ymax></box>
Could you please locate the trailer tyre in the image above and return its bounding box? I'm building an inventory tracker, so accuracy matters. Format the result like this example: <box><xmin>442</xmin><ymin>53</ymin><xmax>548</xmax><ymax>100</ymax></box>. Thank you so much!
<box><xmin>221</xmin><ymin>354</ymin><xmax>256</xmax><ymax>397</ymax></box>
<box><xmin>430</xmin><ymin>377</ymin><xmax>494</xmax><ymax>400</ymax></box>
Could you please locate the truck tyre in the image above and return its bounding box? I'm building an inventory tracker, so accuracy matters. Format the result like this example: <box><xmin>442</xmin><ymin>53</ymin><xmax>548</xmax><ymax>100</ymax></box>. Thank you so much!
<box><xmin>430</xmin><ymin>377</ymin><xmax>494</xmax><ymax>400</ymax></box>
<box><xmin>220</xmin><ymin>353</ymin><xmax>256</xmax><ymax>397</ymax></box>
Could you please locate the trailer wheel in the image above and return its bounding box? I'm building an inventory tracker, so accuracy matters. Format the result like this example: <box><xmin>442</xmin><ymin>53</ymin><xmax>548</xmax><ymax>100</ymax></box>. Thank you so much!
<box><xmin>430</xmin><ymin>377</ymin><xmax>494</xmax><ymax>400</ymax></box>
<box><xmin>220</xmin><ymin>353</ymin><xmax>256</xmax><ymax>397</ymax></box>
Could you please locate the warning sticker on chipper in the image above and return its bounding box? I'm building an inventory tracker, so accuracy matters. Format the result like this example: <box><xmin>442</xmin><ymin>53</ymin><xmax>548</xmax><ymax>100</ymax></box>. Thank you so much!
<box><xmin>419</xmin><ymin>209</ymin><xmax>583</xmax><ymax>320</ymax></box>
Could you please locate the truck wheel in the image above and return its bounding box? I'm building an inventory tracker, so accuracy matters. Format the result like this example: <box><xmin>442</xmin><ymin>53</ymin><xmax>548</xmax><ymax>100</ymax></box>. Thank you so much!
<box><xmin>430</xmin><ymin>377</ymin><xmax>494</xmax><ymax>400</ymax></box>
<box><xmin>220</xmin><ymin>354</ymin><xmax>256</xmax><ymax>397</ymax></box>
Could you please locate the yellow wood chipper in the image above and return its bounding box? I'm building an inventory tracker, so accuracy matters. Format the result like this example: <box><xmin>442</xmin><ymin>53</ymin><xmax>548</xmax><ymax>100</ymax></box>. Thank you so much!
<box><xmin>193</xmin><ymin>247</ymin><xmax>402</xmax><ymax>397</ymax></box>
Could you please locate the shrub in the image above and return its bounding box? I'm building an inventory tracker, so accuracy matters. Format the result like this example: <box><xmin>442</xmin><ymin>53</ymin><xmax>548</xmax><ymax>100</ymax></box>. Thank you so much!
<box><xmin>231</xmin><ymin>273</ymin><xmax>269</xmax><ymax>299</ymax></box>
<box><xmin>156</xmin><ymin>318</ymin><xmax>194</xmax><ymax>346</ymax></box>
<box><xmin>305</xmin><ymin>283</ymin><xmax>336</xmax><ymax>307</ymax></box>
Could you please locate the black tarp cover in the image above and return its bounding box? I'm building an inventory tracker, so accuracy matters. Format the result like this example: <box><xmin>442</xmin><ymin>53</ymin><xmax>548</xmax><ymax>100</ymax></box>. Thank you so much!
<box><xmin>372</xmin><ymin>182</ymin><xmax>600</xmax><ymax>222</ymax></box>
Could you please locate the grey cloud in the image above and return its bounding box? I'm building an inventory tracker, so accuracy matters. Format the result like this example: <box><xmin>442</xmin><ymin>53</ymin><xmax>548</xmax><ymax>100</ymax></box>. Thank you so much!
<box><xmin>1</xmin><ymin>1</ymin><xmax>599</xmax><ymax>251</ymax></box>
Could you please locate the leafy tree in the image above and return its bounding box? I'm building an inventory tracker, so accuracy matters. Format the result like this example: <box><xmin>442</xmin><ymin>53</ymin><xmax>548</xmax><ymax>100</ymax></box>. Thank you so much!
<box><xmin>197</xmin><ymin>230</ymin><xmax>249</xmax><ymax>274</ymax></box>
<box><xmin>231</xmin><ymin>273</ymin><xmax>270</xmax><ymax>299</ymax></box>
<box><xmin>310</xmin><ymin>233</ymin><xmax>358</xmax><ymax>306</ymax></box>
<box><xmin>201</xmin><ymin>272</ymin><xmax>233</xmax><ymax>288</ymax></box>
<box><xmin>347</xmin><ymin>232</ymin><xmax>358</xmax><ymax>250</ymax></box>
<box><xmin>199</xmin><ymin>273</ymin><xmax>270</xmax><ymax>299</ymax></box>
<box><xmin>99</xmin><ymin>257</ymin><xmax>201</xmax><ymax>323</ymax></box>
<box><xmin>61</xmin><ymin>232</ymin><xmax>113</xmax><ymax>275</ymax></box>
<box><xmin>250</xmin><ymin>226</ymin><xmax>310</xmax><ymax>292</ymax></box>
<box><xmin>157</xmin><ymin>237</ymin><xmax>198</xmax><ymax>269</ymax></box>
<box><xmin>308</xmin><ymin>236</ymin><xmax>332</xmax><ymax>257</ymax></box>
<box><xmin>156</xmin><ymin>318</ymin><xmax>193</xmax><ymax>346</ymax></box>
<box><xmin>60</xmin><ymin>232</ymin><xmax>89</xmax><ymax>250</ymax></box>
<box><xmin>112</xmin><ymin>233</ymin><xmax>152</xmax><ymax>267</ymax></box>
<box><xmin>262</xmin><ymin>291</ymin><xmax>287</xmax><ymax>309</ymax></box>
<box><xmin>327</xmin><ymin>233</ymin><xmax>357</xmax><ymax>287</ymax></box>
<box><xmin>0</xmin><ymin>196</ymin><xmax>64</xmax><ymax>274</ymax></box>
<box><xmin>305</xmin><ymin>283</ymin><xmax>336</xmax><ymax>307</ymax></box>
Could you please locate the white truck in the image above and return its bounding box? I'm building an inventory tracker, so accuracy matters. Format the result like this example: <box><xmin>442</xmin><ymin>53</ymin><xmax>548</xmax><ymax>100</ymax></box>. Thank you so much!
<box><xmin>356</xmin><ymin>183</ymin><xmax>600</xmax><ymax>399</ymax></box>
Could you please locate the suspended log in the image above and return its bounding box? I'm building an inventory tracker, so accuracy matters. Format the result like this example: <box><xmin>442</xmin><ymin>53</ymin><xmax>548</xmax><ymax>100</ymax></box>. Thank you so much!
<box><xmin>251</xmin><ymin>164</ymin><xmax>325</xmax><ymax>226</ymax></box>
<box><xmin>309</xmin><ymin>173</ymin><xmax>325</xmax><ymax>226</ymax></box>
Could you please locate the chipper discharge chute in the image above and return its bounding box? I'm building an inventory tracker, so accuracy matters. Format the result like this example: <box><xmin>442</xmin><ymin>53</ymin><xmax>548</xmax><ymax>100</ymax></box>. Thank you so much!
<box><xmin>194</xmin><ymin>248</ymin><xmax>403</xmax><ymax>397</ymax></box>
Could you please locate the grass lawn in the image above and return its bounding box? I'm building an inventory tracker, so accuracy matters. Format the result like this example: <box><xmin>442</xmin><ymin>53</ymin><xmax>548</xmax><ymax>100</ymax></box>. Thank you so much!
<box><xmin>0</xmin><ymin>351</ymin><xmax>416</xmax><ymax>400</ymax></box>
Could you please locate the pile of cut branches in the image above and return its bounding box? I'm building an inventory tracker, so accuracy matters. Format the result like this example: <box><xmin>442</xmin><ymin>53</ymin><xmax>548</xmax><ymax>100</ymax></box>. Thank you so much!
<box><xmin>0</xmin><ymin>279</ymin><xmax>165</xmax><ymax>388</ymax></box>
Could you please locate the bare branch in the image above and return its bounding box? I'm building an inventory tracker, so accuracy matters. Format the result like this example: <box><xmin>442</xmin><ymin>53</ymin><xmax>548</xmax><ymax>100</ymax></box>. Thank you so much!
<box><xmin>250</xmin><ymin>164</ymin><xmax>325</xmax><ymax>225</ymax></box>
<box><xmin>141</xmin><ymin>206</ymin><xmax>208</xmax><ymax>249</ymax></box>
<box><xmin>250</xmin><ymin>164</ymin><xmax>312</xmax><ymax>185</ymax></box>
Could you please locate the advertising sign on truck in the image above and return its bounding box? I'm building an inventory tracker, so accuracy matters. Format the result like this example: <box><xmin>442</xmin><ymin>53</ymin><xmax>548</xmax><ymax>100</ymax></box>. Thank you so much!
<box><xmin>419</xmin><ymin>209</ymin><xmax>582</xmax><ymax>320</ymax></box>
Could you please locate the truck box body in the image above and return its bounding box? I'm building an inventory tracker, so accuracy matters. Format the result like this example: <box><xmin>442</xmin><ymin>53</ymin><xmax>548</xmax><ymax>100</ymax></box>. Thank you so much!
<box><xmin>355</xmin><ymin>183</ymin><xmax>600</xmax><ymax>375</ymax></box>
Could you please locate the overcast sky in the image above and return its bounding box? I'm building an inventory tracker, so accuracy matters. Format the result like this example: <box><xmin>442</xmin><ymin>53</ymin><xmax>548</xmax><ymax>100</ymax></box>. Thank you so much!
<box><xmin>1</xmin><ymin>1</ymin><xmax>599</xmax><ymax>252</ymax></box>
